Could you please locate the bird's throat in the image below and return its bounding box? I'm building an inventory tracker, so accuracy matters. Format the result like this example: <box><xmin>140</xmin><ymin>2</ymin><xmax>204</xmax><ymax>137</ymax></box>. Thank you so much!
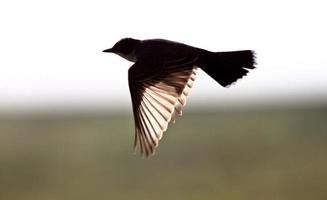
<box><xmin>117</xmin><ymin>52</ymin><xmax>137</xmax><ymax>62</ymax></box>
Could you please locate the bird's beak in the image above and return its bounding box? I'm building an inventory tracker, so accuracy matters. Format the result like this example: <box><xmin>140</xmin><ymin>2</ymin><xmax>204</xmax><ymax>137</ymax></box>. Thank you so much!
<box><xmin>102</xmin><ymin>48</ymin><xmax>113</xmax><ymax>53</ymax></box>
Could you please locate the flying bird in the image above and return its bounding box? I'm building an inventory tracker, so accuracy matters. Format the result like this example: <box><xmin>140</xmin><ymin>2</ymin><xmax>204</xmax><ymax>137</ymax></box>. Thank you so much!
<box><xmin>103</xmin><ymin>38</ymin><xmax>256</xmax><ymax>157</ymax></box>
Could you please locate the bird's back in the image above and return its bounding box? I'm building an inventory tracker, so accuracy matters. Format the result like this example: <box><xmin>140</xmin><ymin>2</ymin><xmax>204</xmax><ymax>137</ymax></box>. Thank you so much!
<box><xmin>135</xmin><ymin>39</ymin><xmax>201</xmax><ymax>63</ymax></box>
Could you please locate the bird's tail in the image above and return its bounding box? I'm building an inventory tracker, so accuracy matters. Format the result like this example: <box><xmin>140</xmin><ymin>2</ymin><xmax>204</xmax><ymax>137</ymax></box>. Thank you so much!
<box><xmin>200</xmin><ymin>50</ymin><xmax>256</xmax><ymax>87</ymax></box>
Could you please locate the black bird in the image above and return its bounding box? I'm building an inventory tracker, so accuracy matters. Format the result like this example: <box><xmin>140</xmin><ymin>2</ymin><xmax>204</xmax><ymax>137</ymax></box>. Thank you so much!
<box><xmin>103</xmin><ymin>38</ymin><xmax>256</xmax><ymax>156</ymax></box>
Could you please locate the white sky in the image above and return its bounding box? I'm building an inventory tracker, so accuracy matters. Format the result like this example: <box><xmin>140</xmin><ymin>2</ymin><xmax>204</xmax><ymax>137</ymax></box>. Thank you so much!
<box><xmin>0</xmin><ymin>0</ymin><xmax>326</xmax><ymax>111</ymax></box>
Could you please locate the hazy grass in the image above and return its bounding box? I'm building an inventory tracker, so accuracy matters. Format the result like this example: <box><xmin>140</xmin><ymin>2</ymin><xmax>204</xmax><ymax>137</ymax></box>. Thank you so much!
<box><xmin>0</xmin><ymin>107</ymin><xmax>327</xmax><ymax>200</ymax></box>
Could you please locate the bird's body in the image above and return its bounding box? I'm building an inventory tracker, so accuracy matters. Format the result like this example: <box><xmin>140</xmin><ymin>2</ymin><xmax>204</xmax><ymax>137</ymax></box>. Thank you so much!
<box><xmin>136</xmin><ymin>39</ymin><xmax>201</xmax><ymax>61</ymax></box>
<box><xmin>116</xmin><ymin>39</ymin><xmax>198</xmax><ymax>62</ymax></box>
<box><xmin>103</xmin><ymin>38</ymin><xmax>256</xmax><ymax>156</ymax></box>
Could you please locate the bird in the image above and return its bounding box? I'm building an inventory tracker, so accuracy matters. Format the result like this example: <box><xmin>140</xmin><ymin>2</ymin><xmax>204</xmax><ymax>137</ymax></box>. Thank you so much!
<box><xmin>103</xmin><ymin>38</ymin><xmax>256</xmax><ymax>157</ymax></box>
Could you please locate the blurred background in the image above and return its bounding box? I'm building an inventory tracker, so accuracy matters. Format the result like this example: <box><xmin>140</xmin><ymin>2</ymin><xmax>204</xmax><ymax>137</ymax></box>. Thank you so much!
<box><xmin>0</xmin><ymin>0</ymin><xmax>327</xmax><ymax>199</ymax></box>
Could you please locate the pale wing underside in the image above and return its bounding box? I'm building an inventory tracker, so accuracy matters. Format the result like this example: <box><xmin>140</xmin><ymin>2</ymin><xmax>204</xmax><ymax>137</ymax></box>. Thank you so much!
<box><xmin>129</xmin><ymin>65</ymin><xmax>198</xmax><ymax>157</ymax></box>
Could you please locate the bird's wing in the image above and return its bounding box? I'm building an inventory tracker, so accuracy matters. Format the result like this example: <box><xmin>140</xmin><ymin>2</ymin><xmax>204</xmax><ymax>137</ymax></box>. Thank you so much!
<box><xmin>128</xmin><ymin>56</ymin><xmax>198</xmax><ymax>157</ymax></box>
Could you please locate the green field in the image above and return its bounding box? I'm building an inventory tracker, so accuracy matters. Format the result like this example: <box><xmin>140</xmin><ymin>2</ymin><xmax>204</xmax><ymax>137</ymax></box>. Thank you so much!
<box><xmin>0</xmin><ymin>107</ymin><xmax>327</xmax><ymax>200</ymax></box>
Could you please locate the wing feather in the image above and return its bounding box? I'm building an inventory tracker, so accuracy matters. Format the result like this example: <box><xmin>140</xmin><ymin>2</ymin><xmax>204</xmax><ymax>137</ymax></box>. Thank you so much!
<box><xmin>128</xmin><ymin>58</ymin><xmax>198</xmax><ymax>156</ymax></box>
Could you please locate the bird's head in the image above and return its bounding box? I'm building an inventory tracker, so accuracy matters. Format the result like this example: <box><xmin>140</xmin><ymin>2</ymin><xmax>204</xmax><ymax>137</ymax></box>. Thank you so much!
<box><xmin>103</xmin><ymin>38</ymin><xmax>140</xmax><ymax>58</ymax></box>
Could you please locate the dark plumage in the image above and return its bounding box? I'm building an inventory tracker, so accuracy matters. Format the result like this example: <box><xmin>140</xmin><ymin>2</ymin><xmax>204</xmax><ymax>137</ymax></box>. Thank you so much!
<box><xmin>103</xmin><ymin>38</ymin><xmax>256</xmax><ymax>156</ymax></box>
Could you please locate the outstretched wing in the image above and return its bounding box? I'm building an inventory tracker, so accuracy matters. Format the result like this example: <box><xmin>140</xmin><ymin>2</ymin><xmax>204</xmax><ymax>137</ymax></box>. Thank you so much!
<box><xmin>128</xmin><ymin>56</ymin><xmax>198</xmax><ymax>157</ymax></box>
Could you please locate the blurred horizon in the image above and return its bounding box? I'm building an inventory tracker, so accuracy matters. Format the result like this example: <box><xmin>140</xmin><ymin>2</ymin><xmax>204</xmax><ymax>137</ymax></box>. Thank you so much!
<box><xmin>1</xmin><ymin>98</ymin><xmax>327</xmax><ymax>117</ymax></box>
